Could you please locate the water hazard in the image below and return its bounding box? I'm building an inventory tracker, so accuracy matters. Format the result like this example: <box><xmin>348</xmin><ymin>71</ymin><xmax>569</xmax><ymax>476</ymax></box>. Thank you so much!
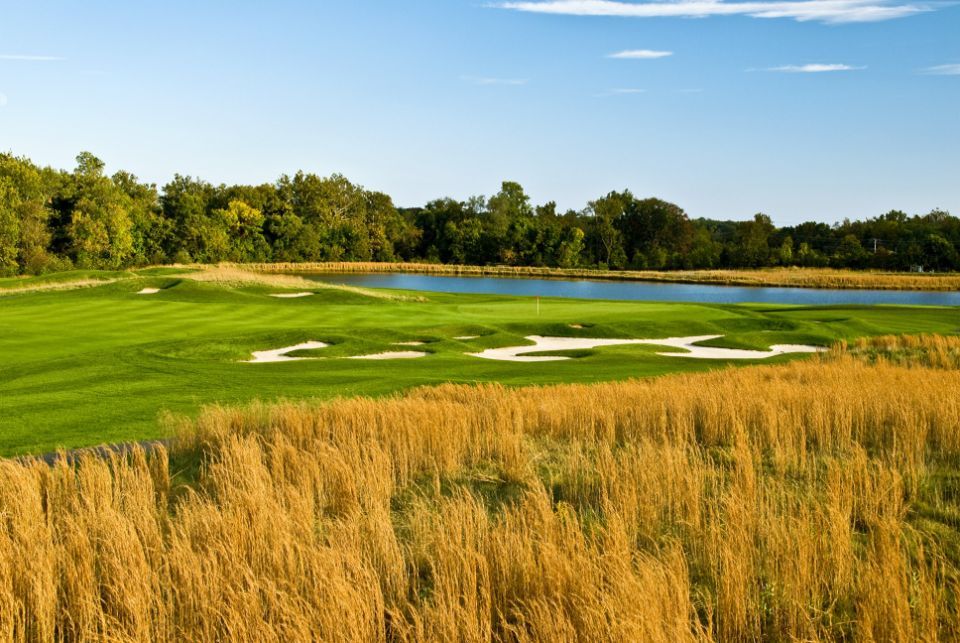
<box><xmin>302</xmin><ymin>272</ymin><xmax>960</xmax><ymax>306</ymax></box>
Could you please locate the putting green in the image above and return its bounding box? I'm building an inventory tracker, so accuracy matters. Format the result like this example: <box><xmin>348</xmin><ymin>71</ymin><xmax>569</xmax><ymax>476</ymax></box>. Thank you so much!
<box><xmin>1</xmin><ymin>271</ymin><xmax>957</xmax><ymax>456</ymax></box>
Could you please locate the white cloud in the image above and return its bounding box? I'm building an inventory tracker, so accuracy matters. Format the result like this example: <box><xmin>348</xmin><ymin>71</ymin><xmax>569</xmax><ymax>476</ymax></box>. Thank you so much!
<box><xmin>0</xmin><ymin>54</ymin><xmax>64</xmax><ymax>61</ymax></box>
<box><xmin>0</xmin><ymin>93</ymin><xmax>7</xmax><ymax>107</ymax></box>
<box><xmin>495</xmin><ymin>0</ymin><xmax>931</xmax><ymax>24</ymax></box>
<box><xmin>608</xmin><ymin>49</ymin><xmax>673</xmax><ymax>59</ymax></box>
<box><xmin>765</xmin><ymin>63</ymin><xmax>865</xmax><ymax>72</ymax></box>
<box><xmin>462</xmin><ymin>75</ymin><xmax>529</xmax><ymax>86</ymax></box>
<box><xmin>921</xmin><ymin>63</ymin><xmax>960</xmax><ymax>75</ymax></box>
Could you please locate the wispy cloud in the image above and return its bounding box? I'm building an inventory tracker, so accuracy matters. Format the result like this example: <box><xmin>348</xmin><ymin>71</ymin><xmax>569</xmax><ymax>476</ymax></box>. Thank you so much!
<box><xmin>608</xmin><ymin>49</ymin><xmax>673</xmax><ymax>59</ymax></box>
<box><xmin>921</xmin><ymin>63</ymin><xmax>960</xmax><ymax>75</ymax></box>
<box><xmin>0</xmin><ymin>54</ymin><xmax>64</xmax><ymax>61</ymax></box>
<box><xmin>462</xmin><ymin>75</ymin><xmax>528</xmax><ymax>86</ymax></box>
<box><xmin>764</xmin><ymin>63</ymin><xmax>865</xmax><ymax>72</ymax></box>
<box><xmin>495</xmin><ymin>0</ymin><xmax>932</xmax><ymax>24</ymax></box>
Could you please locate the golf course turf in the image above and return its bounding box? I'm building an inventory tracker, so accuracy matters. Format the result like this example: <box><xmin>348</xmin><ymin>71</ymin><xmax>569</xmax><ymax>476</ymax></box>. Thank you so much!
<box><xmin>1</xmin><ymin>268</ymin><xmax>958</xmax><ymax>456</ymax></box>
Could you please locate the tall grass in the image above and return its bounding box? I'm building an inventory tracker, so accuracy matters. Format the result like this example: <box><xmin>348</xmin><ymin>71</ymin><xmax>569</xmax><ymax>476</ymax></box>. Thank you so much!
<box><xmin>2</xmin><ymin>338</ymin><xmax>960</xmax><ymax>640</ymax></box>
<box><xmin>188</xmin><ymin>265</ymin><xmax>424</xmax><ymax>301</ymax></box>
<box><xmin>0</xmin><ymin>278</ymin><xmax>120</xmax><ymax>297</ymax></box>
<box><xmin>252</xmin><ymin>261</ymin><xmax>960</xmax><ymax>291</ymax></box>
<box><xmin>845</xmin><ymin>333</ymin><xmax>960</xmax><ymax>369</ymax></box>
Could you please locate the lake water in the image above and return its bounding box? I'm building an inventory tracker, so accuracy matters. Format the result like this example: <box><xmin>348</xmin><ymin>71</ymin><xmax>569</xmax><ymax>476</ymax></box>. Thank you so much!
<box><xmin>301</xmin><ymin>272</ymin><xmax>960</xmax><ymax>306</ymax></box>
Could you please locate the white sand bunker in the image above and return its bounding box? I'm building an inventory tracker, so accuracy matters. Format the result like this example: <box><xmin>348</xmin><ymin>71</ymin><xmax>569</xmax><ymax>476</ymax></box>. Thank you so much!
<box><xmin>137</xmin><ymin>288</ymin><xmax>161</xmax><ymax>295</ymax></box>
<box><xmin>248</xmin><ymin>341</ymin><xmax>330</xmax><ymax>364</ymax></box>
<box><xmin>455</xmin><ymin>336</ymin><xmax>480</xmax><ymax>340</ymax></box>
<box><xmin>470</xmin><ymin>335</ymin><xmax>824</xmax><ymax>363</ymax></box>
<box><xmin>393</xmin><ymin>341</ymin><xmax>426</xmax><ymax>346</ymax></box>
<box><xmin>270</xmin><ymin>292</ymin><xmax>314</xmax><ymax>299</ymax></box>
<box><xmin>349</xmin><ymin>351</ymin><xmax>427</xmax><ymax>360</ymax></box>
<box><xmin>248</xmin><ymin>342</ymin><xmax>427</xmax><ymax>363</ymax></box>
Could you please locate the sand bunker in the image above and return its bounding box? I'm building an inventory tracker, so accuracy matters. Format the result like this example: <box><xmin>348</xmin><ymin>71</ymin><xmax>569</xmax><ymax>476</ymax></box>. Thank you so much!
<box><xmin>455</xmin><ymin>336</ymin><xmax>480</xmax><ymax>340</ymax></box>
<box><xmin>247</xmin><ymin>341</ymin><xmax>330</xmax><ymax>364</ymax></box>
<box><xmin>248</xmin><ymin>343</ymin><xmax>427</xmax><ymax>363</ymax></box>
<box><xmin>393</xmin><ymin>341</ymin><xmax>426</xmax><ymax>346</ymax></box>
<box><xmin>349</xmin><ymin>351</ymin><xmax>427</xmax><ymax>360</ymax></box>
<box><xmin>137</xmin><ymin>288</ymin><xmax>161</xmax><ymax>295</ymax></box>
<box><xmin>270</xmin><ymin>292</ymin><xmax>314</xmax><ymax>299</ymax></box>
<box><xmin>470</xmin><ymin>335</ymin><xmax>824</xmax><ymax>363</ymax></box>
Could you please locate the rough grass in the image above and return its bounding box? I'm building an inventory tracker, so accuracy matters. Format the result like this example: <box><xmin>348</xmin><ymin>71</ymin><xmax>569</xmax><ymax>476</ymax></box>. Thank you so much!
<box><xmin>844</xmin><ymin>333</ymin><xmax>960</xmax><ymax>369</ymax></box>
<box><xmin>2</xmin><ymin>338</ymin><xmax>959</xmax><ymax>641</ymax></box>
<box><xmin>0</xmin><ymin>270</ymin><xmax>131</xmax><ymax>296</ymax></box>
<box><xmin>255</xmin><ymin>261</ymin><xmax>960</xmax><ymax>291</ymax></box>
<box><xmin>188</xmin><ymin>264</ymin><xmax>425</xmax><ymax>301</ymax></box>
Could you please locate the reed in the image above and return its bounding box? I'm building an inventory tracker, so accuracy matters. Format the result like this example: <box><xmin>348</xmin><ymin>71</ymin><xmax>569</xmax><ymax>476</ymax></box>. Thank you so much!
<box><xmin>250</xmin><ymin>261</ymin><xmax>960</xmax><ymax>291</ymax></box>
<box><xmin>2</xmin><ymin>338</ymin><xmax>959</xmax><ymax>640</ymax></box>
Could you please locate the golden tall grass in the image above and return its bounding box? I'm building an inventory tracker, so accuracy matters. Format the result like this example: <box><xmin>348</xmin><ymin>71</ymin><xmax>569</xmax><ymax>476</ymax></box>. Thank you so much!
<box><xmin>2</xmin><ymin>339</ymin><xmax>960</xmax><ymax>641</ymax></box>
<box><xmin>253</xmin><ymin>261</ymin><xmax>960</xmax><ymax>291</ymax></box>
<box><xmin>0</xmin><ymin>278</ymin><xmax>119</xmax><ymax>297</ymax></box>
<box><xmin>846</xmin><ymin>333</ymin><xmax>960</xmax><ymax>369</ymax></box>
<box><xmin>188</xmin><ymin>265</ymin><xmax>425</xmax><ymax>301</ymax></box>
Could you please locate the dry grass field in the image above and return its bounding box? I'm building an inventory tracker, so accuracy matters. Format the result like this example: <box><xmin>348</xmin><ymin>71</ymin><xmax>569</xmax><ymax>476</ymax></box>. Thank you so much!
<box><xmin>2</xmin><ymin>337</ymin><xmax>960</xmax><ymax>641</ymax></box>
<box><xmin>255</xmin><ymin>261</ymin><xmax>960</xmax><ymax>291</ymax></box>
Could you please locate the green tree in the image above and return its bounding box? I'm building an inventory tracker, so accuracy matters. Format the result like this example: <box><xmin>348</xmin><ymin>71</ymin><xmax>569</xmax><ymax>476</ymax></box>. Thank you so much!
<box><xmin>922</xmin><ymin>234</ymin><xmax>958</xmax><ymax>271</ymax></box>
<box><xmin>588</xmin><ymin>192</ymin><xmax>628</xmax><ymax>268</ymax></box>
<box><xmin>0</xmin><ymin>179</ymin><xmax>19</xmax><ymax>275</ymax></box>
<box><xmin>778</xmin><ymin>236</ymin><xmax>794</xmax><ymax>265</ymax></box>
<box><xmin>212</xmin><ymin>200</ymin><xmax>269</xmax><ymax>262</ymax></box>
<box><xmin>114</xmin><ymin>171</ymin><xmax>164</xmax><ymax>265</ymax></box>
<box><xmin>833</xmin><ymin>234</ymin><xmax>869</xmax><ymax>267</ymax></box>
<box><xmin>735</xmin><ymin>213</ymin><xmax>775</xmax><ymax>267</ymax></box>
<box><xmin>160</xmin><ymin>175</ymin><xmax>214</xmax><ymax>261</ymax></box>
<box><xmin>65</xmin><ymin>153</ymin><xmax>134</xmax><ymax>268</ymax></box>
<box><xmin>0</xmin><ymin>154</ymin><xmax>56</xmax><ymax>274</ymax></box>
<box><xmin>556</xmin><ymin>227</ymin><xmax>585</xmax><ymax>268</ymax></box>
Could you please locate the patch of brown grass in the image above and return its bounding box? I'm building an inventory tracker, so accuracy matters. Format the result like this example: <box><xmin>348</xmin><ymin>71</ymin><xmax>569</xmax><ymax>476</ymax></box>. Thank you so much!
<box><xmin>842</xmin><ymin>333</ymin><xmax>960</xmax><ymax>369</ymax></box>
<box><xmin>188</xmin><ymin>264</ymin><xmax>426</xmax><ymax>301</ymax></box>
<box><xmin>0</xmin><ymin>278</ymin><xmax>118</xmax><ymax>297</ymax></box>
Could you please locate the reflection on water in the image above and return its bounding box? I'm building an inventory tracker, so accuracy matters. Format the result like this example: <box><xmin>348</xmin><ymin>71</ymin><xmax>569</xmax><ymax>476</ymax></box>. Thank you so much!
<box><xmin>301</xmin><ymin>272</ymin><xmax>960</xmax><ymax>306</ymax></box>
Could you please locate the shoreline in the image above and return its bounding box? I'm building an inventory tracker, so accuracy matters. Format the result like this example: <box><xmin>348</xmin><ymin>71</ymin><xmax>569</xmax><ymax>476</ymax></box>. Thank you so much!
<box><xmin>245</xmin><ymin>262</ymin><xmax>960</xmax><ymax>292</ymax></box>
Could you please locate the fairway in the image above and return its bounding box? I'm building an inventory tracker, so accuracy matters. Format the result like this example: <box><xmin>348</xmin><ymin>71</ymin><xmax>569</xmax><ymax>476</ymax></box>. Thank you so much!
<box><xmin>1</xmin><ymin>269</ymin><xmax>958</xmax><ymax>456</ymax></box>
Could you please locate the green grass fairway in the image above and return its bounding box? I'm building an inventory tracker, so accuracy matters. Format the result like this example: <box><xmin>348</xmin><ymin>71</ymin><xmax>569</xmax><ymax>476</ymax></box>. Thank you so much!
<box><xmin>1</xmin><ymin>272</ymin><xmax>958</xmax><ymax>456</ymax></box>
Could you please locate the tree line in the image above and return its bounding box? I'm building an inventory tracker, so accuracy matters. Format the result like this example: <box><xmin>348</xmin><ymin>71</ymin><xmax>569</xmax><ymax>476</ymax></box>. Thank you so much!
<box><xmin>1</xmin><ymin>151</ymin><xmax>957</xmax><ymax>276</ymax></box>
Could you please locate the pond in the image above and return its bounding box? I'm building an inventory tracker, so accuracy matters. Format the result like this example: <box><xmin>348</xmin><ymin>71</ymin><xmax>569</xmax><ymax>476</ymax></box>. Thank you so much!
<box><xmin>301</xmin><ymin>272</ymin><xmax>960</xmax><ymax>306</ymax></box>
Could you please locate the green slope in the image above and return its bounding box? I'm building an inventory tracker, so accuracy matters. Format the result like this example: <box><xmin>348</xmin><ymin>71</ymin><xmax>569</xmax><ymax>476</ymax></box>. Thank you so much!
<box><xmin>0</xmin><ymin>273</ymin><xmax>957</xmax><ymax>455</ymax></box>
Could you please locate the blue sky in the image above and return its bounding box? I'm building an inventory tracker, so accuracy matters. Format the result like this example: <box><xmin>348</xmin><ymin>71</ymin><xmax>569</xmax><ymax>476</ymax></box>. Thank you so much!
<box><xmin>0</xmin><ymin>1</ymin><xmax>957</xmax><ymax>224</ymax></box>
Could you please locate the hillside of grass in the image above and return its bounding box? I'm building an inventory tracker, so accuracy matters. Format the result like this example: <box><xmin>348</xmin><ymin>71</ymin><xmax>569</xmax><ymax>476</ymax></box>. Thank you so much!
<box><xmin>2</xmin><ymin>268</ymin><xmax>958</xmax><ymax>455</ymax></box>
